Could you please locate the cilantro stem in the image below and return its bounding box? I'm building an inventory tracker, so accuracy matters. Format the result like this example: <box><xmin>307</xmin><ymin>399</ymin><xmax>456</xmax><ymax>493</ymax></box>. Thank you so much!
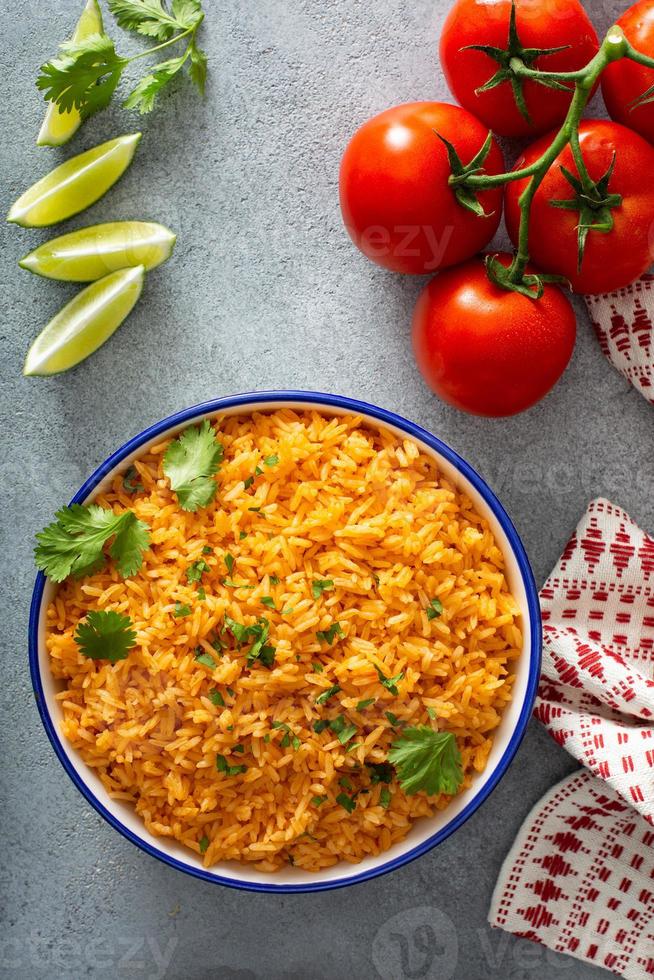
<box><xmin>126</xmin><ymin>26</ymin><xmax>197</xmax><ymax>64</ymax></box>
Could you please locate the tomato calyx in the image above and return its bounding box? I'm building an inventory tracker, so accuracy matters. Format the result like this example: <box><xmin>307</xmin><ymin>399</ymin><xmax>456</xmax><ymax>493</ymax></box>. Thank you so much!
<box><xmin>438</xmin><ymin>129</ymin><xmax>496</xmax><ymax>217</ymax></box>
<box><xmin>549</xmin><ymin>154</ymin><xmax>623</xmax><ymax>271</ymax></box>
<box><xmin>485</xmin><ymin>253</ymin><xmax>567</xmax><ymax>300</ymax></box>
<box><xmin>463</xmin><ymin>0</ymin><xmax>573</xmax><ymax>123</ymax></box>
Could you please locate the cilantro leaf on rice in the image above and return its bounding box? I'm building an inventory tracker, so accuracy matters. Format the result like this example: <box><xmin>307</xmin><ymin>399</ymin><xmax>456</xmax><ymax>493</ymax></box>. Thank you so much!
<box><xmin>387</xmin><ymin>727</ymin><xmax>463</xmax><ymax>797</ymax></box>
<box><xmin>163</xmin><ymin>420</ymin><xmax>224</xmax><ymax>512</ymax></box>
<box><xmin>34</xmin><ymin>503</ymin><xmax>150</xmax><ymax>582</ymax></box>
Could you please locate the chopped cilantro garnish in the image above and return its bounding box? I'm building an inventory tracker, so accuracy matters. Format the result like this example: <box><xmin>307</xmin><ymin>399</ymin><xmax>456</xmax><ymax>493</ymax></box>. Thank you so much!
<box><xmin>311</xmin><ymin>795</ymin><xmax>327</xmax><ymax>807</ymax></box>
<box><xmin>270</xmin><ymin>574</ymin><xmax>280</xmax><ymax>585</ymax></box>
<box><xmin>122</xmin><ymin>466</ymin><xmax>144</xmax><ymax>493</ymax></box>
<box><xmin>312</xmin><ymin>579</ymin><xmax>334</xmax><ymax>599</ymax></box>
<box><xmin>356</xmin><ymin>698</ymin><xmax>375</xmax><ymax>711</ymax></box>
<box><xmin>261</xmin><ymin>596</ymin><xmax>276</xmax><ymax>609</ymax></box>
<box><xmin>209</xmin><ymin>689</ymin><xmax>224</xmax><ymax>707</ymax></box>
<box><xmin>226</xmin><ymin>687</ymin><xmax>235</xmax><ymax>697</ymax></box>
<box><xmin>272</xmin><ymin>721</ymin><xmax>300</xmax><ymax>750</ymax></box>
<box><xmin>329</xmin><ymin>715</ymin><xmax>357</xmax><ymax>745</ymax></box>
<box><xmin>232</xmin><ymin>744</ymin><xmax>245</xmax><ymax>754</ymax></box>
<box><xmin>387</xmin><ymin>727</ymin><xmax>463</xmax><ymax>797</ymax></box>
<box><xmin>202</xmin><ymin>546</ymin><xmax>212</xmax><ymax>555</ymax></box>
<box><xmin>385</xmin><ymin>711</ymin><xmax>402</xmax><ymax>728</ymax></box>
<box><xmin>239</xmin><ymin>531</ymin><xmax>247</xmax><ymax>540</ymax></box>
<box><xmin>263</xmin><ymin>454</ymin><xmax>279</xmax><ymax>467</ymax></box>
<box><xmin>255</xmin><ymin>466</ymin><xmax>263</xmax><ymax>476</ymax></box>
<box><xmin>216</xmin><ymin>754</ymin><xmax>247</xmax><ymax>777</ymax></box>
<box><xmin>74</xmin><ymin>610</ymin><xmax>136</xmax><ymax>663</ymax></box>
<box><xmin>367</xmin><ymin>762</ymin><xmax>393</xmax><ymax>784</ymax></box>
<box><xmin>258</xmin><ymin>644</ymin><xmax>277</xmax><ymax>668</ymax></box>
<box><xmin>312</xmin><ymin>662</ymin><xmax>324</xmax><ymax>673</ymax></box>
<box><xmin>187</xmin><ymin>559</ymin><xmax>210</xmax><ymax>583</ymax></box>
<box><xmin>315</xmin><ymin>684</ymin><xmax>341</xmax><ymax>706</ymax></box>
<box><xmin>243</xmin><ymin>475</ymin><xmax>254</xmax><ymax>490</ymax></box>
<box><xmin>427</xmin><ymin>598</ymin><xmax>444</xmax><ymax>620</ymax></box>
<box><xmin>194</xmin><ymin>648</ymin><xmax>216</xmax><ymax>668</ymax></box>
<box><xmin>379</xmin><ymin>787</ymin><xmax>392</xmax><ymax>809</ymax></box>
<box><xmin>375</xmin><ymin>666</ymin><xmax>405</xmax><ymax>696</ymax></box>
<box><xmin>211</xmin><ymin>635</ymin><xmax>225</xmax><ymax>653</ymax></box>
<box><xmin>197</xmin><ymin>586</ymin><xmax>206</xmax><ymax>601</ymax></box>
<box><xmin>426</xmin><ymin>706</ymin><xmax>437</xmax><ymax>720</ymax></box>
<box><xmin>174</xmin><ymin>602</ymin><xmax>192</xmax><ymax>618</ymax></box>
<box><xmin>316</xmin><ymin>622</ymin><xmax>343</xmax><ymax>645</ymax></box>
<box><xmin>248</xmin><ymin>507</ymin><xmax>261</xmax><ymax>513</ymax></box>
<box><xmin>336</xmin><ymin>793</ymin><xmax>356</xmax><ymax>813</ymax></box>
<box><xmin>313</xmin><ymin>719</ymin><xmax>330</xmax><ymax>734</ymax></box>
<box><xmin>199</xmin><ymin>835</ymin><xmax>209</xmax><ymax>854</ymax></box>
<box><xmin>339</xmin><ymin>776</ymin><xmax>354</xmax><ymax>791</ymax></box>
<box><xmin>263</xmin><ymin>733</ymin><xmax>270</xmax><ymax>743</ymax></box>
<box><xmin>223</xmin><ymin>616</ymin><xmax>275</xmax><ymax>668</ymax></box>
<box><xmin>163</xmin><ymin>421</ymin><xmax>223</xmax><ymax>512</ymax></box>
<box><xmin>225</xmin><ymin>553</ymin><xmax>235</xmax><ymax>575</ymax></box>
<box><xmin>345</xmin><ymin>742</ymin><xmax>361</xmax><ymax>754</ymax></box>
<box><xmin>222</xmin><ymin>579</ymin><xmax>255</xmax><ymax>589</ymax></box>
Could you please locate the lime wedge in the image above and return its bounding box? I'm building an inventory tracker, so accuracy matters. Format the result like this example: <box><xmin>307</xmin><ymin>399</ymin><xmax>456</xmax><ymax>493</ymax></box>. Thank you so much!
<box><xmin>36</xmin><ymin>0</ymin><xmax>104</xmax><ymax>148</ymax></box>
<box><xmin>7</xmin><ymin>133</ymin><xmax>141</xmax><ymax>228</ymax></box>
<box><xmin>24</xmin><ymin>266</ymin><xmax>145</xmax><ymax>376</ymax></box>
<box><xmin>20</xmin><ymin>222</ymin><xmax>176</xmax><ymax>281</ymax></box>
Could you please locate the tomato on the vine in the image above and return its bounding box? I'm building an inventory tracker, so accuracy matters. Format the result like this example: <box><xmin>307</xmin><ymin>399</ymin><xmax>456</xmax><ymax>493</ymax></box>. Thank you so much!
<box><xmin>339</xmin><ymin>102</ymin><xmax>504</xmax><ymax>274</ymax></box>
<box><xmin>504</xmin><ymin>120</ymin><xmax>654</xmax><ymax>294</ymax></box>
<box><xmin>439</xmin><ymin>0</ymin><xmax>599</xmax><ymax>138</ymax></box>
<box><xmin>412</xmin><ymin>254</ymin><xmax>576</xmax><ymax>417</ymax></box>
<box><xmin>602</xmin><ymin>0</ymin><xmax>654</xmax><ymax>144</ymax></box>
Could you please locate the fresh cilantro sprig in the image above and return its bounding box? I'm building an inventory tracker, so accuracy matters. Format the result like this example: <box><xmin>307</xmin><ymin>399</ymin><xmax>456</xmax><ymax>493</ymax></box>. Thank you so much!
<box><xmin>35</xmin><ymin>504</ymin><xmax>150</xmax><ymax>582</ymax></box>
<box><xmin>75</xmin><ymin>610</ymin><xmax>137</xmax><ymax>662</ymax></box>
<box><xmin>387</xmin><ymin>727</ymin><xmax>463</xmax><ymax>797</ymax></box>
<box><xmin>36</xmin><ymin>0</ymin><xmax>207</xmax><ymax>119</ymax></box>
<box><xmin>163</xmin><ymin>420</ymin><xmax>224</xmax><ymax>512</ymax></box>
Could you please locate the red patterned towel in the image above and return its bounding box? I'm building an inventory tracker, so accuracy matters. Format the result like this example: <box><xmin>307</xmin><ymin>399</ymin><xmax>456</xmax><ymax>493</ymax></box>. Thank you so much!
<box><xmin>585</xmin><ymin>276</ymin><xmax>654</xmax><ymax>405</ymax></box>
<box><xmin>489</xmin><ymin>499</ymin><xmax>654</xmax><ymax>978</ymax></box>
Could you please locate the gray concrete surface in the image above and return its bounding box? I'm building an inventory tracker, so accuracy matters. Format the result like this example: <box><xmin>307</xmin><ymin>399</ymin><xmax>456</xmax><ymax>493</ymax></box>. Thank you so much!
<box><xmin>2</xmin><ymin>1</ymin><xmax>652</xmax><ymax>978</ymax></box>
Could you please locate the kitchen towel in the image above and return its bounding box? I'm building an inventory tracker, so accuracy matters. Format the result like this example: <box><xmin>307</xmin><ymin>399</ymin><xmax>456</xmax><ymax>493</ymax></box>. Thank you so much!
<box><xmin>489</xmin><ymin>498</ymin><xmax>654</xmax><ymax>978</ymax></box>
<box><xmin>585</xmin><ymin>275</ymin><xmax>654</xmax><ymax>406</ymax></box>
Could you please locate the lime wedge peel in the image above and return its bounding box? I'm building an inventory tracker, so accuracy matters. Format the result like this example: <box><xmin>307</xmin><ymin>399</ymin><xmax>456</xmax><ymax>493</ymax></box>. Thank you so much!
<box><xmin>36</xmin><ymin>0</ymin><xmax>104</xmax><ymax>148</ymax></box>
<box><xmin>19</xmin><ymin>222</ymin><xmax>177</xmax><ymax>281</ymax></box>
<box><xmin>7</xmin><ymin>133</ymin><xmax>142</xmax><ymax>228</ymax></box>
<box><xmin>24</xmin><ymin>266</ymin><xmax>145</xmax><ymax>377</ymax></box>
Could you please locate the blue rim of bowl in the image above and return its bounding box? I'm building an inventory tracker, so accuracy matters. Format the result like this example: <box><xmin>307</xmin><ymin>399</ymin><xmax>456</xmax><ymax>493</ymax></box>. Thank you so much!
<box><xmin>29</xmin><ymin>389</ymin><xmax>541</xmax><ymax>893</ymax></box>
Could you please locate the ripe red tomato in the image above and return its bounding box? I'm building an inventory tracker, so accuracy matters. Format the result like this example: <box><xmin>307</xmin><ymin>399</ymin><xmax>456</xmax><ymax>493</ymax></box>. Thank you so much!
<box><xmin>412</xmin><ymin>254</ymin><xmax>576</xmax><ymax>416</ymax></box>
<box><xmin>439</xmin><ymin>0</ymin><xmax>599</xmax><ymax>138</ymax></box>
<box><xmin>602</xmin><ymin>0</ymin><xmax>654</xmax><ymax>144</ymax></box>
<box><xmin>339</xmin><ymin>102</ymin><xmax>504</xmax><ymax>274</ymax></box>
<box><xmin>504</xmin><ymin>120</ymin><xmax>654</xmax><ymax>294</ymax></box>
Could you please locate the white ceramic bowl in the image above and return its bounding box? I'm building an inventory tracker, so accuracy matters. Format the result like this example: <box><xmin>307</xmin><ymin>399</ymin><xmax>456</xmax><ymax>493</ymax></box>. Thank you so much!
<box><xmin>30</xmin><ymin>391</ymin><xmax>541</xmax><ymax>892</ymax></box>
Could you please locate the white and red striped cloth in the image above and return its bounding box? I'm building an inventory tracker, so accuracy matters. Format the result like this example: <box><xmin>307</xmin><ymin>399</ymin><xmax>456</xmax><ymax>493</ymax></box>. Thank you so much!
<box><xmin>489</xmin><ymin>498</ymin><xmax>654</xmax><ymax>978</ymax></box>
<box><xmin>585</xmin><ymin>275</ymin><xmax>654</xmax><ymax>405</ymax></box>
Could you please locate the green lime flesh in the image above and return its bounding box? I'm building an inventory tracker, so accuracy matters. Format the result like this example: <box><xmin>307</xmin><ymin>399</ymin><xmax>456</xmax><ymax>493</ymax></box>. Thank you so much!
<box><xmin>20</xmin><ymin>222</ymin><xmax>176</xmax><ymax>281</ymax></box>
<box><xmin>24</xmin><ymin>266</ymin><xmax>145</xmax><ymax>376</ymax></box>
<box><xmin>7</xmin><ymin>133</ymin><xmax>141</xmax><ymax>228</ymax></box>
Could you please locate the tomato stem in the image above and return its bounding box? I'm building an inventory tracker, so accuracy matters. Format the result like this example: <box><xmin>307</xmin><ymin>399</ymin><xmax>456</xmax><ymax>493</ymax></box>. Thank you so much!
<box><xmin>451</xmin><ymin>24</ymin><xmax>652</xmax><ymax>293</ymax></box>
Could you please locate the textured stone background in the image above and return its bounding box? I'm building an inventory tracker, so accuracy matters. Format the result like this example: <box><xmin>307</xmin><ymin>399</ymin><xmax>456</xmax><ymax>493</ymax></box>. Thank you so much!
<box><xmin>2</xmin><ymin>1</ymin><xmax>652</xmax><ymax>978</ymax></box>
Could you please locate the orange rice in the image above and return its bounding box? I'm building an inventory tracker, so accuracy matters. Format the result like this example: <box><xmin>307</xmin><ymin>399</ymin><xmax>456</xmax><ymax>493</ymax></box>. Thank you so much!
<box><xmin>45</xmin><ymin>409</ymin><xmax>522</xmax><ymax>872</ymax></box>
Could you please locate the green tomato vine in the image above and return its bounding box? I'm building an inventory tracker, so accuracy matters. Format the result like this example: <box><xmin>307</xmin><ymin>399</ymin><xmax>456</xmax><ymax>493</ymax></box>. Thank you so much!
<box><xmin>452</xmin><ymin>20</ymin><xmax>654</xmax><ymax>298</ymax></box>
